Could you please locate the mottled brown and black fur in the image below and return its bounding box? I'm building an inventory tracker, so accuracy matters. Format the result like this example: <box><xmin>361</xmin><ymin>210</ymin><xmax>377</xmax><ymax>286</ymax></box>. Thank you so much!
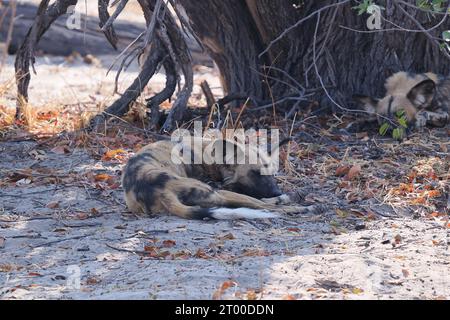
<box><xmin>122</xmin><ymin>139</ymin><xmax>316</xmax><ymax>220</ymax></box>
<box><xmin>354</xmin><ymin>72</ymin><xmax>449</xmax><ymax>129</ymax></box>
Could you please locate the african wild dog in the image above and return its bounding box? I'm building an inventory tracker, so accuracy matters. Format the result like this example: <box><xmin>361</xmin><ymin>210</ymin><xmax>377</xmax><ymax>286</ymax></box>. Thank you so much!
<box><xmin>121</xmin><ymin>138</ymin><xmax>317</xmax><ymax>220</ymax></box>
<box><xmin>354</xmin><ymin>72</ymin><xmax>449</xmax><ymax>128</ymax></box>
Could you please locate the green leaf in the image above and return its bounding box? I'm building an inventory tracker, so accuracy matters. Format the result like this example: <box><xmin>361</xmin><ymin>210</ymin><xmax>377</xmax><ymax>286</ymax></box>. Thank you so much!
<box><xmin>416</xmin><ymin>0</ymin><xmax>431</xmax><ymax>10</ymax></box>
<box><xmin>432</xmin><ymin>0</ymin><xmax>445</xmax><ymax>12</ymax></box>
<box><xmin>352</xmin><ymin>0</ymin><xmax>373</xmax><ymax>15</ymax></box>
<box><xmin>417</xmin><ymin>0</ymin><xmax>446</xmax><ymax>12</ymax></box>
<box><xmin>392</xmin><ymin>128</ymin><xmax>405</xmax><ymax>141</ymax></box>
<box><xmin>394</xmin><ymin>109</ymin><xmax>409</xmax><ymax>129</ymax></box>
<box><xmin>440</xmin><ymin>43</ymin><xmax>450</xmax><ymax>52</ymax></box>
<box><xmin>379</xmin><ymin>122</ymin><xmax>390</xmax><ymax>136</ymax></box>
<box><xmin>443</xmin><ymin>31</ymin><xmax>450</xmax><ymax>42</ymax></box>
<box><xmin>398</xmin><ymin>117</ymin><xmax>408</xmax><ymax>128</ymax></box>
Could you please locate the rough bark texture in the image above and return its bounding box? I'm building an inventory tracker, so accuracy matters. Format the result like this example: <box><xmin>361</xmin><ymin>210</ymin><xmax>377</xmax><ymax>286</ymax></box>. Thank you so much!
<box><xmin>180</xmin><ymin>0</ymin><xmax>450</xmax><ymax>111</ymax></box>
<box><xmin>179</xmin><ymin>0</ymin><xmax>268</xmax><ymax>98</ymax></box>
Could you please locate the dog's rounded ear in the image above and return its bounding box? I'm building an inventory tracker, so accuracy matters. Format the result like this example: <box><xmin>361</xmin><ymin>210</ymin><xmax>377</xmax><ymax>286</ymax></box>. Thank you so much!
<box><xmin>407</xmin><ymin>79</ymin><xmax>436</xmax><ymax>109</ymax></box>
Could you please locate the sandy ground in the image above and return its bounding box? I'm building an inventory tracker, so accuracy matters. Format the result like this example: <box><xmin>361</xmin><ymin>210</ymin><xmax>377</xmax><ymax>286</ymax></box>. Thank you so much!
<box><xmin>1</xmin><ymin>52</ymin><xmax>450</xmax><ymax>300</ymax></box>
<box><xmin>18</xmin><ymin>0</ymin><xmax>146</xmax><ymax>21</ymax></box>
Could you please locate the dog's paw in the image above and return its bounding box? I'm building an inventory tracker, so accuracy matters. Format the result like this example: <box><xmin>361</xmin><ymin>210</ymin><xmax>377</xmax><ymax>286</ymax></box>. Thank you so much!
<box><xmin>415</xmin><ymin>112</ymin><xmax>428</xmax><ymax>128</ymax></box>
<box><xmin>296</xmin><ymin>204</ymin><xmax>328</xmax><ymax>214</ymax></box>
<box><xmin>261</xmin><ymin>194</ymin><xmax>292</xmax><ymax>205</ymax></box>
<box><xmin>286</xmin><ymin>190</ymin><xmax>309</xmax><ymax>203</ymax></box>
<box><xmin>281</xmin><ymin>204</ymin><xmax>328</xmax><ymax>215</ymax></box>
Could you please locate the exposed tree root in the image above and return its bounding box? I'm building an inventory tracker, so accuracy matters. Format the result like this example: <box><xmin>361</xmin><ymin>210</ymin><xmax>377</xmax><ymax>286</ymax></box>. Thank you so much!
<box><xmin>14</xmin><ymin>0</ymin><xmax>78</xmax><ymax>119</ymax></box>
<box><xmin>14</xmin><ymin>0</ymin><xmax>193</xmax><ymax>132</ymax></box>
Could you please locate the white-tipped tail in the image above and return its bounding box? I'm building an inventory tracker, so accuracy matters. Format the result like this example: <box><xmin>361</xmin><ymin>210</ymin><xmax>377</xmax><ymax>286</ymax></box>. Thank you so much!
<box><xmin>210</xmin><ymin>207</ymin><xmax>279</xmax><ymax>220</ymax></box>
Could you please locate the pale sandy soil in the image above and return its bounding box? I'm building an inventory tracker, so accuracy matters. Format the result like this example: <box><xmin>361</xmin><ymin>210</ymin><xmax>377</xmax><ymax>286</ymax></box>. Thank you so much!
<box><xmin>21</xmin><ymin>0</ymin><xmax>146</xmax><ymax>22</ymax></box>
<box><xmin>0</xmin><ymin>137</ymin><xmax>448</xmax><ymax>300</ymax></box>
<box><xmin>0</xmin><ymin>13</ymin><xmax>449</xmax><ymax>299</ymax></box>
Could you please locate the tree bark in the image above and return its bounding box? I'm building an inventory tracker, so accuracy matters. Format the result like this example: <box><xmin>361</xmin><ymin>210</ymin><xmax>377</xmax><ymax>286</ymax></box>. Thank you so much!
<box><xmin>178</xmin><ymin>0</ymin><xmax>268</xmax><ymax>99</ymax></box>
<box><xmin>179</xmin><ymin>0</ymin><xmax>450</xmax><ymax>111</ymax></box>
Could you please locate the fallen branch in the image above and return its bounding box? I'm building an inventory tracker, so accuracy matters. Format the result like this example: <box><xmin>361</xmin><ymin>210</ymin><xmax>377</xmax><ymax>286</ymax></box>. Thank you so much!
<box><xmin>31</xmin><ymin>233</ymin><xmax>94</xmax><ymax>248</ymax></box>
<box><xmin>106</xmin><ymin>243</ymin><xmax>158</xmax><ymax>256</ymax></box>
<box><xmin>200</xmin><ymin>80</ymin><xmax>217</xmax><ymax>111</ymax></box>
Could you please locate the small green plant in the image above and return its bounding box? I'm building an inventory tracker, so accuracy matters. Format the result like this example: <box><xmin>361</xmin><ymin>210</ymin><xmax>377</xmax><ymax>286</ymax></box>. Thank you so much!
<box><xmin>416</xmin><ymin>0</ymin><xmax>447</xmax><ymax>12</ymax></box>
<box><xmin>443</xmin><ymin>31</ymin><xmax>450</xmax><ymax>41</ymax></box>
<box><xmin>442</xmin><ymin>30</ymin><xmax>450</xmax><ymax>53</ymax></box>
<box><xmin>353</xmin><ymin>0</ymin><xmax>375</xmax><ymax>15</ymax></box>
<box><xmin>379</xmin><ymin>110</ymin><xmax>409</xmax><ymax>140</ymax></box>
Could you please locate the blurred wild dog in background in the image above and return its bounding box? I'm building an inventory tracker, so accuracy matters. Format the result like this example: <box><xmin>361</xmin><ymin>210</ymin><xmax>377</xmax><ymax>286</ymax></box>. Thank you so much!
<box><xmin>354</xmin><ymin>72</ymin><xmax>449</xmax><ymax>129</ymax></box>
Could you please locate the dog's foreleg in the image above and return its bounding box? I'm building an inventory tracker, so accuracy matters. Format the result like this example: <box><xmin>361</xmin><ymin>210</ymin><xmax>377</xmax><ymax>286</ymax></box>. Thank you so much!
<box><xmin>427</xmin><ymin>110</ymin><xmax>449</xmax><ymax>127</ymax></box>
<box><xmin>416</xmin><ymin>110</ymin><xmax>449</xmax><ymax>128</ymax></box>
<box><xmin>213</xmin><ymin>191</ymin><xmax>325</xmax><ymax>215</ymax></box>
<box><xmin>261</xmin><ymin>194</ymin><xmax>292</xmax><ymax>205</ymax></box>
<box><xmin>211</xmin><ymin>190</ymin><xmax>269</xmax><ymax>209</ymax></box>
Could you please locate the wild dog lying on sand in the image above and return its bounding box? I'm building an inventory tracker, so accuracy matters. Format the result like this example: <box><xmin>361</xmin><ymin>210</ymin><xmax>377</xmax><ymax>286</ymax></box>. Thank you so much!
<box><xmin>354</xmin><ymin>72</ymin><xmax>449</xmax><ymax>128</ymax></box>
<box><xmin>122</xmin><ymin>138</ymin><xmax>319</xmax><ymax>220</ymax></box>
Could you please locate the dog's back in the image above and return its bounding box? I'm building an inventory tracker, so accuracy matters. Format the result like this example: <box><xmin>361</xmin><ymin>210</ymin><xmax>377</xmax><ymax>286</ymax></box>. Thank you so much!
<box><xmin>354</xmin><ymin>72</ymin><xmax>449</xmax><ymax>128</ymax></box>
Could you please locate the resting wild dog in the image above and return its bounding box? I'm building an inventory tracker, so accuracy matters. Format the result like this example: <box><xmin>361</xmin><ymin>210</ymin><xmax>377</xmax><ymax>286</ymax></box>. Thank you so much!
<box><xmin>121</xmin><ymin>138</ymin><xmax>316</xmax><ymax>220</ymax></box>
<box><xmin>354</xmin><ymin>72</ymin><xmax>449</xmax><ymax>128</ymax></box>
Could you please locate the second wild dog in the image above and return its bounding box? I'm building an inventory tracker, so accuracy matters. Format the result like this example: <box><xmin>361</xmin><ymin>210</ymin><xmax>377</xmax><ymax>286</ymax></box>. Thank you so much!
<box><xmin>354</xmin><ymin>71</ymin><xmax>449</xmax><ymax>128</ymax></box>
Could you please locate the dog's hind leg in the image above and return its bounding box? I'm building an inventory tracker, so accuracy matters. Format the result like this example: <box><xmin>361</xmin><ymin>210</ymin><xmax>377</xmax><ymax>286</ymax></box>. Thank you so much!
<box><xmin>207</xmin><ymin>190</ymin><xmax>321</xmax><ymax>215</ymax></box>
<box><xmin>199</xmin><ymin>190</ymin><xmax>268</xmax><ymax>209</ymax></box>
<box><xmin>160</xmin><ymin>193</ymin><xmax>211</xmax><ymax>220</ymax></box>
<box><xmin>161</xmin><ymin>190</ymin><xmax>278</xmax><ymax>220</ymax></box>
<box><xmin>261</xmin><ymin>194</ymin><xmax>293</xmax><ymax>205</ymax></box>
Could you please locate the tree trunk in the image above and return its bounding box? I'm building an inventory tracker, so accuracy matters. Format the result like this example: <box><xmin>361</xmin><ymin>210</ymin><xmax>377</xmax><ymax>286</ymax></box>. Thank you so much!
<box><xmin>178</xmin><ymin>0</ymin><xmax>268</xmax><ymax>99</ymax></box>
<box><xmin>179</xmin><ymin>0</ymin><xmax>450</xmax><ymax>111</ymax></box>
